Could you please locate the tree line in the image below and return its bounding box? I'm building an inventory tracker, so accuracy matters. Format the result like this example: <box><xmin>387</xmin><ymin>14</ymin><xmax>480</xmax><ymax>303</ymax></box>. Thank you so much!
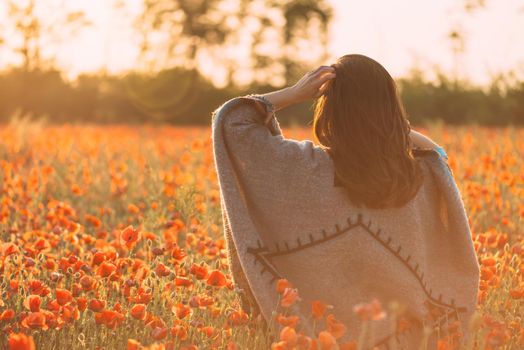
<box><xmin>0</xmin><ymin>66</ymin><xmax>522</xmax><ymax>126</ymax></box>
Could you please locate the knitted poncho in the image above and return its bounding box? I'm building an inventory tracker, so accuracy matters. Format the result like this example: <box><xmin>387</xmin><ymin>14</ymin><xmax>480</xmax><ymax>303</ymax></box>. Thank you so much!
<box><xmin>210</xmin><ymin>96</ymin><xmax>480</xmax><ymax>349</ymax></box>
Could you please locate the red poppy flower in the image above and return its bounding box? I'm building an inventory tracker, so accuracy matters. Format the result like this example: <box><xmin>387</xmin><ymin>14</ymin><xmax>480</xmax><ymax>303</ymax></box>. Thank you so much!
<box><xmin>312</xmin><ymin>300</ymin><xmax>328</xmax><ymax>320</ymax></box>
<box><xmin>173</xmin><ymin>303</ymin><xmax>191</xmax><ymax>319</ymax></box>
<box><xmin>174</xmin><ymin>277</ymin><xmax>193</xmax><ymax>288</ymax></box>
<box><xmin>24</xmin><ymin>295</ymin><xmax>41</xmax><ymax>312</ymax></box>
<box><xmin>76</xmin><ymin>297</ymin><xmax>87</xmax><ymax>312</ymax></box>
<box><xmin>280</xmin><ymin>326</ymin><xmax>297</xmax><ymax>347</ymax></box>
<box><xmin>127</xmin><ymin>339</ymin><xmax>141</xmax><ymax>350</ymax></box>
<box><xmin>151</xmin><ymin>327</ymin><xmax>168</xmax><ymax>340</ymax></box>
<box><xmin>55</xmin><ymin>288</ymin><xmax>73</xmax><ymax>306</ymax></box>
<box><xmin>80</xmin><ymin>275</ymin><xmax>95</xmax><ymax>291</ymax></box>
<box><xmin>276</xmin><ymin>314</ymin><xmax>300</xmax><ymax>328</ymax></box>
<box><xmin>62</xmin><ymin>304</ymin><xmax>80</xmax><ymax>323</ymax></box>
<box><xmin>276</xmin><ymin>279</ymin><xmax>293</xmax><ymax>294</ymax></box>
<box><xmin>0</xmin><ymin>309</ymin><xmax>15</xmax><ymax>321</ymax></box>
<box><xmin>318</xmin><ymin>330</ymin><xmax>337</xmax><ymax>350</ymax></box>
<box><xmin>94</xmin><ymin>310</ymin><xmax>125</xmax><ymax>329</ymax></box>
<box><xmin>326</xmin><ymin>313</ymin><xmax>347</xmax><ymax>339</ymax></box>
<box><xmin>92</xmin><ymin>252</ymin><xmax>106</xmax><ymax>265</ymax></box>
<box><xmin>8</xmin><ymin>333</ymin><xmax>35</xmax><ymax>350</ymax></box>
<box><xmin>130</xmin><ymin>304</ymin><xmax>147</xmax><ymax>320</ymax></box>
<box><xmin>189</xmin><ymin>263</ymin><xmax>209</xmax><ymax>280</ymax></box>
<box><xmin>120</xmin><ymin>225</ymin><xmax>141</xmax><ymax>248</ymax></box>
<box><xmin>171</xmin><ymin>325</ymin><xmax>188</xmax><ymax>340</ymax></box>
<box><xmin>280</xmin><ymin>288</ymin><xmax>300</xmax><ymax>308</ymax></box>
<box><xmin>21</xmin><ymin>312</ymin><xmax>47</xmax><ymax>330</ymax></box>
<box><xmin>206</xmin><ymin>270</ymin><xmax>227</xmax><ymax>287</ymax></box>
<box><xmin>228</xmin><ymin>309</ymin><xmax>249</xmax><ymax>326</ymax></box>
<box><xmin>201</xmin><ymin>326</ymin><xmax>215</xmax><ymax>338</ymax></box>
<box><xmin>155</xmin><ymin>263</ymin><xmax>171</xmax><ymax>277</ymax></box>
<box><xmin>171</xmin><ymin>246</ymin><xmax>187</xmax><ymax>260</ymax></box>
<box><xmin>2</xmin><ymin>242</ymin><xmax>19</xmax><ymax>256</ymax></box>
<box><xmin>97</xmin><ymin>261</ymin><xmax>117</xmax><ymax>278</ymax></box>
<box><xmin>88</xmin><ymin>299</ymin><xmax>106</xmax><ymax>312</ymax></box>
<box><xmin>28</xmin><ymin>280</ymin><xmax>49</xmax><ymax>297</ymax></box>
<box><xmin>134</xmin><ymin>291</ymin><xmax>152</xmax><ymax>304</ymax></box>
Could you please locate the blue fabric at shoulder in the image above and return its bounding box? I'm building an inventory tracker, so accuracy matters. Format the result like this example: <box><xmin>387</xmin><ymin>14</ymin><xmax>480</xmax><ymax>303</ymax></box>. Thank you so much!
<box><xmin>435</xmin><ymin>145</ymin><xmax>448</xmax><ymax>160</ymax></box>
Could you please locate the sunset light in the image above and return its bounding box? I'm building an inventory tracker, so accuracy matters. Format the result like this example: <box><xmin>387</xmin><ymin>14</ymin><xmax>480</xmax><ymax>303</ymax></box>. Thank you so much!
<box><xmin>0</xmin><ymin>1</ymin><xmax>522</xmax><ymax>349</ymax></box>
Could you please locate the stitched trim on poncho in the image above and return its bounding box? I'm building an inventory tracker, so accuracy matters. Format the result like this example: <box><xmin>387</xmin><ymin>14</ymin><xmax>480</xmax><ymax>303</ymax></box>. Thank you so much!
<box><xmin>246</xmin><ymin>212</ymin><xmax>467</xmax><ymax>349</ymax></box>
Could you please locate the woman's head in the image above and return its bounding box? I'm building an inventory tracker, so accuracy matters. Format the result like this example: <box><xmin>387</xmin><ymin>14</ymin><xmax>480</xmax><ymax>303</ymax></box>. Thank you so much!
<box><xmin>313</xmin><ymin>54</ymin><xmax>423</xmax><ymax>209</ymax></box>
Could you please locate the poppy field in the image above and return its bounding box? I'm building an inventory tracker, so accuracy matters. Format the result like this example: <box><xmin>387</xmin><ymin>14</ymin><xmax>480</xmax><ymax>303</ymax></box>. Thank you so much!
<box><xmin>0</xmin><ymin>122</ymin><xmax>523</xmax><ymax>350</ymax></box>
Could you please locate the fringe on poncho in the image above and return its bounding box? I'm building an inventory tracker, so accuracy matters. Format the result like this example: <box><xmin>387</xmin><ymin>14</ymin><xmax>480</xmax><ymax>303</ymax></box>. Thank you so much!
<box><xmin>210</xmin><ymin>96</ymin><xmax>480</xmax><ymax>349</ymax></box>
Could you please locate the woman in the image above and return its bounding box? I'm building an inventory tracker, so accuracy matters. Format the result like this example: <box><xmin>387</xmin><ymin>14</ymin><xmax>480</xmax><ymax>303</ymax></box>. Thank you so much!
<box><xmin>211</xmin><ymin>54</ymin><xmax>480</xmax><ymax>349</ymax></box>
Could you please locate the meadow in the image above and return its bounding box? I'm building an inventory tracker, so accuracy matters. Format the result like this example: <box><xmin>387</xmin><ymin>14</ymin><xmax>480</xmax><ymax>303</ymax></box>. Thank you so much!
<box><xmin>0</xmin><ymin>122</ymin><xmax>522</xmax><ymax>350</ymax></box>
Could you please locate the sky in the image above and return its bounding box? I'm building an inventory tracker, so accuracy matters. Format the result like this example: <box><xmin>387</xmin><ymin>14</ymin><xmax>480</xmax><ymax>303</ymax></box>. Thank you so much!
<box><xmin>0</xmin><ymin>0</ymin><xmax>523</xmax><ymax>86</ymax></box>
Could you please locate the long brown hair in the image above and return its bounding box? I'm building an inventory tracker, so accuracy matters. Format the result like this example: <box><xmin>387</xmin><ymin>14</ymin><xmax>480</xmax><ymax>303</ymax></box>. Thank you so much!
<box><xmin>313</xmin><ymin>54</ymin><xmax>423</xmax><ymax>209</ymax></box>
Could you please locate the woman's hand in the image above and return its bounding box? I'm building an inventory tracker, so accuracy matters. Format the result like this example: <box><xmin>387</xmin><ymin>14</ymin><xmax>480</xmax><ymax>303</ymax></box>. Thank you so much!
<box><xmin>260</xmin><ymin>65</ymin><xmax>336</xmax><ymax>112</ymax></box>
<box><xmin>290</xmin><ymin>65</ymin><xmax>336</xmax><ymax>103</ymax></box>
